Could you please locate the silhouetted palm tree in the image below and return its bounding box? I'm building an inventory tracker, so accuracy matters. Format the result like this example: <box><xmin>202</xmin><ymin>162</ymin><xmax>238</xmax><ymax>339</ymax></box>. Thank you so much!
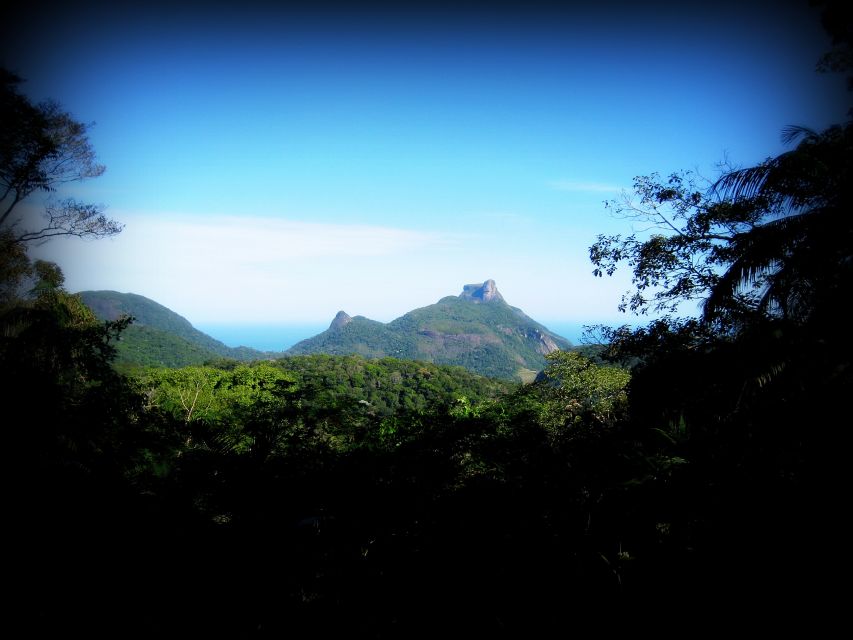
<box><xmin>703</xmin><ymin>122</ymin><xmax>853</xmax><ymax>326</ymax></box>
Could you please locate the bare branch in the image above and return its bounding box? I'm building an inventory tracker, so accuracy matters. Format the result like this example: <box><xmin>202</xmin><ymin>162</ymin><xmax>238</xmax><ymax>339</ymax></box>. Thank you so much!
<box><xmin>1</xmin><ymin>71</ymin><xmax>117</xmax><ymax>246</ymax></box>
<box><xmin>13</xmin><ymin>198</ymin><xmax>122</xmax><ymax>243</ymax></box>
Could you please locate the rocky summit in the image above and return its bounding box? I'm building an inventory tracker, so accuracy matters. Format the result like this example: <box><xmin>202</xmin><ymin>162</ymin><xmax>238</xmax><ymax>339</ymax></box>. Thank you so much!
<box><xmin>329</xmin><ymin>310</ymin><xmax>353</xmax><ymax>330</ymax></box>
<box><xmin>459</xmin><ymin>279</ymin><xmax>505</xmax><ymax>303</ymax></box>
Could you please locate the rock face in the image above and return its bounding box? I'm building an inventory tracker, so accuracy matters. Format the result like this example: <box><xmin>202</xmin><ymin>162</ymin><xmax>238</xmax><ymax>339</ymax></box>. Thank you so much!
<box><xmin>459</xmin><ymin>279</ymin><xmax>505</xmax><ymax>303</ymax></box>
<box><xmin>329</xmin><ymin>310</ymin><xmax>353</xmax><ymax>330</ymax></box>
<box><xmin>531</xmin><ymin>329</ymin><xmax>560</xmax><ymax>355</ymax></box>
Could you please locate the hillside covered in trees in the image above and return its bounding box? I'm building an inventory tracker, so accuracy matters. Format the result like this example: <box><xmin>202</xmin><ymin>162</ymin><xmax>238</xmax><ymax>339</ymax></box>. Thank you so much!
<box><xmin>288</xmin><ymin>279</ymin><xmax>572</xmax><ymax>380</ymax></box>
<box><xmin>79</xmin><ymin>290</ymin><xmax>279</xmax><ymax>367</ymax></box>
<box><xmin>78</xmin><ymin>281</ymin><xmax>572</xmax><ymax>380</ymax></box>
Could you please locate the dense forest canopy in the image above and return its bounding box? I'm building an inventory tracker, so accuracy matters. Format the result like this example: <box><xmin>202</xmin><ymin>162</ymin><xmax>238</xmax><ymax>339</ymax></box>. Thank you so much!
<box><xmin>2</xmin><ymin>1</ymin><xmax>851</xmax><ymax>633</ymax></box>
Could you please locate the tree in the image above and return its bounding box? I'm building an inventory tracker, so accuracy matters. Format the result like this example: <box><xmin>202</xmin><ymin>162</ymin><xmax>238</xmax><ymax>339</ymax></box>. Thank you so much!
<box><xmin>704</xmin><ymin>123</ymin><xmax>853</xmax><ymax>327</ymax></box>
<box><xmin>590</xmin><ymin>0</ymin><xmax>852</xmax><ymax>339</ymax></box>
<box><xmin>583</xmin><ymin>122</ymin><xmax>853</xmax><ymax>608</ymax></box>
<box><xmin>583</xmin><ymin>21</ymin><xmax>853</xmax><ymax>593</ymax></box>
<box><xmin>142</xmin><ymin>366</ymin><xmax>225</xmax><ymax>424</ymax></box>
<box><xmin>534</xmin><ymin>351</ymin><xmax>630</xmax><ymax>432</ymax></box>
<box><xmin>0</xmin><ymin>229</ymin><xmax>29</xmax><ymax>307</ymax></box>
<box><xmin>589</xmin><ymin>122</ymin><xmax>852</xmax><ymax>337</ymax></box>
<box><xmin>0</xmin><ymin>68</ymin><xmax>121</xmax><ymax>246</ymax></box>
<box><xmin>589</xmin><ymin>170</ymin><xmax>737</xmax><ymax>319</ymax></box>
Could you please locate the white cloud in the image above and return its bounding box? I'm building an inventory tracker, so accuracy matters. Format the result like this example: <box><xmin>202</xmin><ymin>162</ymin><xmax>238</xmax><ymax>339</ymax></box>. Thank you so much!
<box><xmin>29</xmin><ymin>213</ymin><xmax>461</xmax><ymax>319</ymax></box>
<box><xmin>29</xmin><ymin>211</ymin><xmax>638</xmax><ymax>327</ymax></box>
<box><xmin>137</xmin><ymin>215</ymin><xmax>454</xmax><ymax>262</ymax></box>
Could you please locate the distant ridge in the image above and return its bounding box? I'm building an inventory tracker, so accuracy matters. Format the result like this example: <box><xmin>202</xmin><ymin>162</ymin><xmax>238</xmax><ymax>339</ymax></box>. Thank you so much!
<box><xmin>78</xmin><ymin>282</ymin><xmax>572</xmax><ymax>379</ymax></box>
<box><xmin>78</xmin><ymin>291</ymin><xmax>280</xmax><ymax>367</ymax></box>
<box><xmin>288</xmin><ymin>280</ymin><xmax>571</xmax><ymax>380</ymax></box>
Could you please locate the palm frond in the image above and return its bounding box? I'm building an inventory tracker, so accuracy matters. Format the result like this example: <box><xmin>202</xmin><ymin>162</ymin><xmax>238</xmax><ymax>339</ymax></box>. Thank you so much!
<box><xmin>779</xmin><ymin>125</ymin><xmax>818</xmax><ymax>146</ymax></box>
<box><xmin>713</xmin><ymin>163</ymin><xmax>775</xmax><ymax>201</ymax></box>
<box><xmin>754</xmin><ymin>361</ymin><xmax>787</xmax><ymax>388</ymax></box>
<box><xmin>703</xmin><ymin>212</ymin><xmax>816</xmax><ymax>320</ymax></box>
<box><xmin>713</xmin><ymin>125</ymin><xmax>841</xmax><ymax>211</ymax></box>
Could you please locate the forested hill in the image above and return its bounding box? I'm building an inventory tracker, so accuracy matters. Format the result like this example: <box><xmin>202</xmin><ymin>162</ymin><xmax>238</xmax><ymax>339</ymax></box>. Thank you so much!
<box><xmin>78</xmin><ymin>290</ymin><xmax>280</xmax><ymax>367</ymax></box>
<box><xmin>287</xmin><ymin>279</ymin><xmax>572</xmax><ymax>380</ymax></box>
<box><xmin>77</xmin><ymin>282</ymin><xmax>571</xmax><ymax>379</ymax></box>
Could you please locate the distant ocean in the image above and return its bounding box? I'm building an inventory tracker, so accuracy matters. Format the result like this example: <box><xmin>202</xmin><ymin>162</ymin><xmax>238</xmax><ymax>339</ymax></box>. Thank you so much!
<box><xmin>539</xmin><ymin>322</ymin><xmax>595</xmax><ymax>345</ymax></box>
<box><xmin>195</xmin><ymin>321</ymin><xmax>605</xmax><ymax>353</ymax></box>
<box><xmin>194</xmin><ymin>323</ymin><xmax>329</xmax><ymax>353</ymax></box>
<box><xmin>545</xmin><ymin>321</ymin><xmax>640</xmax><ymax>345</ymax></box>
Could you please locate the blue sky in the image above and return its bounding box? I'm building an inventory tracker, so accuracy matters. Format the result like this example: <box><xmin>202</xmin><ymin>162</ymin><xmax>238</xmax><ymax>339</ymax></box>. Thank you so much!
<box><xmin>4</xmin><ymin>1</ymin><xmax>848</xmax><ymax>343</ymax></box>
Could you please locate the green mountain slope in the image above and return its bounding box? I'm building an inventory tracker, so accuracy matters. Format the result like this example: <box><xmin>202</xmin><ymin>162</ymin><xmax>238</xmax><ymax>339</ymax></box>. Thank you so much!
<box><xmin>78</xmin><ymin>290</ymin><xmax>277</xmax><ymax>367</ymax></box>
<box><xmin>111</xmin><ymin>324</ymin><xmax>223</xmax><ymax>369</ymax></box>
<box><xmin>287</xmin><ymin>280</ymin><xmax>571</xmax><ymax>380</ymax></box>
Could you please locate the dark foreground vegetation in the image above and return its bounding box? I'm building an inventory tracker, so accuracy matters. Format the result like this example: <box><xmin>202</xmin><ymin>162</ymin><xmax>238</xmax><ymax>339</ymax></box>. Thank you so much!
<box><xmin>5</xmin><ymin>251</ymin><xmax>848</xmax><ymax>633</ymax></box>
<box><xmin>3</xmin><ymin>6</ymin><xmax>852</xmax><ymax>634</ymax></box>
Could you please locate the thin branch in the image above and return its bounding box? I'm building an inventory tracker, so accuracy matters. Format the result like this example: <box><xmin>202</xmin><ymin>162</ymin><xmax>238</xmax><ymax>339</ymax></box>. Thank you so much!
<box><xmin>0</xmin><ymin>194</ymin><xmax>22</xmax><ymax>227</ymax></box>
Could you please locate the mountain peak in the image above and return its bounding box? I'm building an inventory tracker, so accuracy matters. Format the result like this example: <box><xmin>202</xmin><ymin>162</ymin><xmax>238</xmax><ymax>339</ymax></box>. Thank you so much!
<box><xmin>289</xmin><ymin>279</ymin><xmax>571</xmax><ymax>380</ymax></box>
<box><xmin>329</xmin><ymin>310</ymin><xmax>353</xmax><ymax>330</ymax></box>
<box><xmin>459</xmin><ymin>279</ymin><xmax>504</xmax><ymax>303</ymax></box>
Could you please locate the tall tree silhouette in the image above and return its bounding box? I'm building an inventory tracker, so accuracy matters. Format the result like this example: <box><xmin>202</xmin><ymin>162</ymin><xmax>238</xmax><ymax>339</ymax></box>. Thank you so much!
<box><xmin>704</xmin><ymin>123</ymin><xmax>853</xmax><ymax>327</ymax></box>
